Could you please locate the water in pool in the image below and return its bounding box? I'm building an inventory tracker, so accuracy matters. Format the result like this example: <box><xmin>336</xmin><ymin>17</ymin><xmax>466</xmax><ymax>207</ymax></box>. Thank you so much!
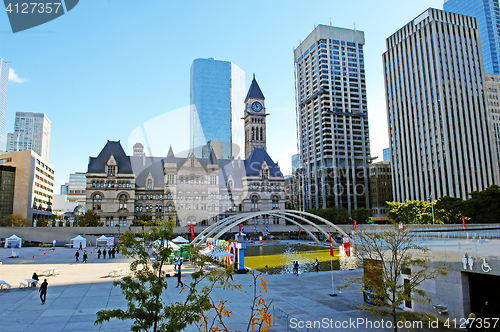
<box><xmin>244</xmin><ymin>243</ymin><xmax>344</xmax><ymax>275</ymax></box>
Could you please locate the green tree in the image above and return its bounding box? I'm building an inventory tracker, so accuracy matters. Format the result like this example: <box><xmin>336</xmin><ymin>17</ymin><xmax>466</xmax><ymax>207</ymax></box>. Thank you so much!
<box><xmin>36</xmin><ymin>218</ymin><xmax>49</xmax><ymax>227</ymax></box>
<box><xmin>387</xmin><ymin>200</ymin><xmax>433</xmax><ymax>224</ymax></box>
<box><xmin>351</xmin><ymin>207</ymin><xmax>371</xmax><ymax>224</ymax></box>
<box><xmin>95</xmin><ymin>220</ymin><xmax>272</xmax><ymax>332</ymax></box>
<box><xmin>464</xmin><ymin>185</ymin><xmax>500</xmax><ymax>224</ymax></box>
<box><xmin>340</xmin><ymin>229</ymin><xmax>447</xmax><ymax>332</ymax></box>
<box><xmin>434</xmin><ymin>196</ymin><xmax>465</xmax><ymax>224</ymax></box>
<box><xmin>78</xmin><ymin>210</ymin><xmax>104</xmax><ymax>227</ymax></box>
<box><xmin>306</xmin><ymin>206</ymin><xmax>350</xmax><ymax>224</ymax></box>
<box><xmin>0</xmin><ymin>214</ymin><xmax>31</xmax><ymax>227</ymax></box>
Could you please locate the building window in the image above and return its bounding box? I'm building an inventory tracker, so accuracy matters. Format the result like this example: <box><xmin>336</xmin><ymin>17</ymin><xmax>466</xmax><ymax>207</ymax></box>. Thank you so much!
<box><xmin>191</xmin><ymin>160</ymin><xmax>195</xmax><ymax>168</ymax></box>
<box><xmin>262</xmin><ymin>169</ymin><xmax>269</xmax><ymax>179</ymax></box>
<box><xmin>92</xmin><ymin>194</ymin><xmax>102</xmax><ymax>210</ymax></box>
<box><xmin>251</xmin><ymin>196</ymin><xmax>259</xmax><ymax>210</ymax></box>
<box><xmin>119</xmin><ymin>194</ymin><xmax>127</xmax><ymax>209</ymax></box>
<box><xmin>107</xmin><ymin>166</ymin><xmax>116</xmax><ymax>176</ymax></box>
<box><xmin>135</xmin><ymin>204</ymin><xmax>143</xmax><ymax>212</ymax></box>
<box><xmin>147</xmin><ymin>179</ymin><xmax>153</xmax><ymax>189</ymax></box>
<box><xmin>228</xmin><ymin>180</ymin><xmax>233</xmax><ymax>190</ymax></box>
<box><xmin>272</xmin><ymin>196</ymin><xmax>279</xmax><ymax>209</ymax></box>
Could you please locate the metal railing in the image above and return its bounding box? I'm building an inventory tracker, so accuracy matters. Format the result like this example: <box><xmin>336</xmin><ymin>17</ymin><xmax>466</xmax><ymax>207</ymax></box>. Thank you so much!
<box><xmin>273</xmin><ymin>306</ymin><xmax>323</xmax><ymax>332</ymax></box>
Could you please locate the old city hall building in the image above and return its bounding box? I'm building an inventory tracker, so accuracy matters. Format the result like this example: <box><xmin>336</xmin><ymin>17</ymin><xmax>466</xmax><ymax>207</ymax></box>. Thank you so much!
<box><xmin>85</xmin><ymin>78</ymin><xmax>286</xmax><ymax>227</ymax></box>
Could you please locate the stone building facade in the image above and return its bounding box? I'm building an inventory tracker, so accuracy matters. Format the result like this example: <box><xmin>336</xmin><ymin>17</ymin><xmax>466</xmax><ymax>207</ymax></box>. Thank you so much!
<box><xmin>85</xmin><ymin>78</ymin><xmax>286</xmax><ymax>227</ymax></box>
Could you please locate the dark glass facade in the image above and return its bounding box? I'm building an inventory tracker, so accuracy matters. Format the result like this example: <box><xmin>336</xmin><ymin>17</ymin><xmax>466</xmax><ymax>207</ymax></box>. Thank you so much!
<box><xmin>0</xmin><ymin>165</ymin><xmax>15</xmax><ymax>219</ymax></box>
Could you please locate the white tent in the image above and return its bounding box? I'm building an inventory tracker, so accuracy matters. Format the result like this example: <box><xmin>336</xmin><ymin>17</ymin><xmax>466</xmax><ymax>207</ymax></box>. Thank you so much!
<box><xmin>210</xmin><ymin>248</ymin><xmax>233</xmax><ymax>258</ymax></box>
<box><xmin>153</xmin><ymin>240</ymin><xmax>180</xmax><ymax>251</ymax></box>
<box><xmin>71</xmin><ymin>235</ymin><xmax>87</xmax><ymax>249</ymax></box>
<box><xmin>172</xmin><ymin>236</ymin><xmax>189</xmax><ymax>243</ymax></box>
<box><xmin>4</xmin><ymin>234</ymin><xmax>22</xmax><ymax>248</ymax></box>
<box><xmin>96</xmin><ymin>235</ymin><xmax>114</xmax><ymax>247</ymax></box>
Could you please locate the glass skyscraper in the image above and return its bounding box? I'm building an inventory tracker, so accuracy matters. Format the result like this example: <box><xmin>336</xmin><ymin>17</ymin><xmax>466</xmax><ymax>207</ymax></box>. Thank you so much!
<box><xmin>0</xmin><ymin>59</ymin><xmax>9</xmax><ymax>152</ymax></box>
<box><xmin>444</xmin><ymin>0</ymin><xmax>500</xmax><ymax>74</ymax></box>
<box><xmin>8</xmin><ymin>112</ymin><xmax>51</xmax><ymax>160</ymax></box>
<box><xmin>190</xmin><ymin>58</ymin><xmax>245</xmax><ymax>159</ymax></box>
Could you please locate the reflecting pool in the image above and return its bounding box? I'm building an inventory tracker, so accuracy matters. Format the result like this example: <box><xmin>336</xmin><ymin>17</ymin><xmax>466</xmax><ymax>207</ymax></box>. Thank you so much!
<box><xmin>244</xmin><ymin>243</ymin><xmax>342</xmax><ymax>275</ymax></box>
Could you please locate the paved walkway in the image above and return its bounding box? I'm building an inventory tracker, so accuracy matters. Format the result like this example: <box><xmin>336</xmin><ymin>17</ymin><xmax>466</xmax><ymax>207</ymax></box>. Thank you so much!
<box><xmin>0</xmin><ymin>246</ymin><xmax>460</xmax><ymax>331</ymax></box>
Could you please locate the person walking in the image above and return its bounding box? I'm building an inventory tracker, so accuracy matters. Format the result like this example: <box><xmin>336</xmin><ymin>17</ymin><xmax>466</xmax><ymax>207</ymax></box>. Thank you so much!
<box><xmin>176</xmin><ymin>268</ymin><xmax>183</xmax><ymax>288</ymax></box>
<box><xmin>111</xmin><ymin>248</ymin><xmax>116</xmax><ymax>258</ymax></box>
<box><xmin>83</xmin><ymin>250</ymin><xmax>88</xmax><ymax>264</ymax></box>
<box><xmin>315</xmin><ymin>259</ymin><xmax>319</xmax><ymax>273</ymax></box>
<box><xmin>295</xmin><ymin>261</ymin><xmax>299</xmax><ymax>276</ymax></box>
<box><xmin>481</xmin><ymin>301</ymin><xmax>493</xmax><ymax>331</ymax></box>
<box><xmin>97</xmin><ymin>249</ymin><xmax>102</xmax><ymax>259</ymax></box>
<box><xmin>108</xmin><ymin>248</ymin><xmax>112</xmax><ymax>259</ymax></box>
<box><xmin>103</xmin><ymin>248</ymin><xmax>107</xmax><ymax>259</ymax></box>
<box><xmin>39</xmin><ymin>279</ymin><xmax>48</xmax><ymax>304</ymax></box>
<box><xmin>79</xmin><ymin>242</ymin><xmax>82</xmax><ymax>251</ymax></box>
<box><xmin>74</xmin><ymin>250</ymin><xmax>80</xmax><ymax>262</ymax></box>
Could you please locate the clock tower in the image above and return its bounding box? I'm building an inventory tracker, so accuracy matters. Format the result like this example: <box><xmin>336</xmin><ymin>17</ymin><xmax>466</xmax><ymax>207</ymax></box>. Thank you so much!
<box><xmin>244</xmin><ymin>74</ymin><xmax>267</xmax><ymax>159</ymax></box>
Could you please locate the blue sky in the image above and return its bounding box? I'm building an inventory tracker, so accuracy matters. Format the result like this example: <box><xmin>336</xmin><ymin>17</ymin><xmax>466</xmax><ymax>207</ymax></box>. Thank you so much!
<box><xmin>1</xmin><ymin>0</ymin><xmax>444</xmax><ymax>189</ymax></box>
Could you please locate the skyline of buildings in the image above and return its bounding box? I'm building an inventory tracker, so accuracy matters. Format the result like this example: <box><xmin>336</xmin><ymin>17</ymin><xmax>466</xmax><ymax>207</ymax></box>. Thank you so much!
<box><xmin>7</xmin><ymin>112</ymin><xmax>51</xmax><ymax>161</ymax></box>
<box><xmin>384</xmin><ymin>8</ymin><xmax>498</xmax><ymax>202</ymax></box>
<box><xmin>190</xmin><ymin>58</ymin><xmax>246</xmax><ymax>159</ymax></box>
<box><xmin>484</xmin><ymin>73</ymin><xmax>500</xmax><ymax>176</ymax></box>
<box><xmin>294</xmin><ymin>25</ymin><xmax>371</xmax><ymax>212</ymax></box>
<box><xmin>444</xmin><ymin>0</ymin><xmax>500</xmax><ymax>75</ymax></box>
<box><xmin>0</xmin><ymin>59</ymin><xmax>9</xmax><ymax>152</ymax></box>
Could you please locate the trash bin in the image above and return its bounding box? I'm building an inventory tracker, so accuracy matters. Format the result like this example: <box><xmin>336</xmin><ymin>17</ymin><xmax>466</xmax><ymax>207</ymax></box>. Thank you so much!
<box><xmin>364</xmin><ymin>289</ymin><xmax>373</xmax><ymax>304</ymax></box>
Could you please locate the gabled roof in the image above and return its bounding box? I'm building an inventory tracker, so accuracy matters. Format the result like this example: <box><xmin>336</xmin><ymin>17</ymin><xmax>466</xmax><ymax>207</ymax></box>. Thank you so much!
<box><xmin>245</xmin><ymin>75</ymin><xmax>265</xmax><ymax>101</ymax></box>
<box><xmin>165</xmin><ymin>146</ymin><xmax>176</xmax><ymax>164</ymax></box>
<box><xmin>88</xmin><ymin>141</ymin><xmax>133</xmax><ymax>174</ymax></box>
<box><xmin>244</xmin><ymin>148</ymin><xmax>282</xmax><ymax>176</ymax></box>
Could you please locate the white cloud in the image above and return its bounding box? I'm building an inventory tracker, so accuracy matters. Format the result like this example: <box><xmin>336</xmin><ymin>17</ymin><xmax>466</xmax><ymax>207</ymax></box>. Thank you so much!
<box><xmin>8</xmin><ymin>68</ymin><xmax>27</xmax><ymax>83</ymax></box>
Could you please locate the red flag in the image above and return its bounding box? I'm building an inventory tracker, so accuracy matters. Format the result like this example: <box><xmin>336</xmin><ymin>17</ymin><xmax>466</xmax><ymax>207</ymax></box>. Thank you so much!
<box><xmin>329</xmin><ymin>227</ymin><xmax>334</xmax><ymax>257</ymax></box>
<box><xmin>353</xmin><ymin>220</ymin><xmax>357</xmax><ymax>231</ymax></box>
<box><xmin>343</xmin><ymin>236</ymin><xmax>351</xmax><ymax>256</ymax></box>
<box><xmin>462</xmin><ymin>216</ymin><xmax>466</xmax><ymax>229</ymax></box>
<box><xmin>239</xmin><ymin>223</ymin><xmax>242</xmax><ymax>237</ymax></box>
<box><xmin>298</xmin><ymin>223</ymin><xmax>301</xmax><ymax>236</ymax></box>
<box><xmin>189</xmin><ymin>224</ymin><xmax>195</xmax><ymax>240</ymax></box>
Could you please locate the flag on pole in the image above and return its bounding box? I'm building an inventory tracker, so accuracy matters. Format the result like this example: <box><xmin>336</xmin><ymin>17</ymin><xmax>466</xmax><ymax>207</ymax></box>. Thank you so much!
<box><xmin>189</xmin><ymin>224</ymin><xmax>195</xmax><ymax>240</ymax></box>
<box><xmin>329</xmin><ymin>227</ymin><xmax>334</xmax><ymax>257</ymax></box>
<box><xmin>265</xmin><ymin>225</ymin><xmax>269</xmax><ymax>233</ymax></box>
<box><xmin>239</xmin><ymin>223</ymin><xmax>242</xmax><ymax>237</ymax></box>
<box><xmin>353</xmin><ymin>220</ymin><xmax>357</xmax><ymax>231</ymax></box>
<box><xmin>298</xmin><ymin>222</ymin><xmax>302</xmax><ymax>236</ymax></box>
<box><xmin>254</xmin><ymin>224</ymin><xmax>257</xmax><ymax>233</ymax></box>
<box><xmin>462</xmin><ymin>216</ymin><xmax>466</xmax><ymax>229</ymax></box>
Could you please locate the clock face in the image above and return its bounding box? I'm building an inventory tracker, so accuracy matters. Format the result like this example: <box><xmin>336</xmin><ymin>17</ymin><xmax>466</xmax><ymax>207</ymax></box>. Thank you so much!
<box><xmin>252</xmin><ymin>102</ymin><xmax>263</xmax><ymax>112</ymax></box>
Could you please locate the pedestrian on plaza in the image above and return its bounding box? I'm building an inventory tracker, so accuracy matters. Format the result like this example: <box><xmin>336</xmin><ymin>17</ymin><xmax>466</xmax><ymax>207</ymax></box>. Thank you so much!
<box><xmin>39</xmin><ymin>279</ymin><xmax>48</xmax><ymax>304</ymax></box>
<box><xmin>481</xmin><ymin>301</ymin><xmax>493</xmax><ymax>331</ymax></box>
<box><xmin>97</xmin><ymin>249</ymin><xmax>102</xmax><ymax>259</ymax></box>
<box><xmin>111</xmin><ymin>248</ymin><xmax>116</xmax><ymax>258</ymax></box>
<box><xmin>74</xmin><ymin>250</ymin><xmax>80</xmax><ymax>262</ymax></box>
<box><xmin>227</xmin><ymin>266</ymin><xmax>234</xmax><ymax>281</ymax></box>
<box><xmin>83</xmin><ymin>250</ymin><xmax>88</xmax><ymax>264</ymax></box>
<box><xmin>265</xmin><ymin>264</ymin><xmax>269</xmax><ymax>276</ymax></box>
<box><xmin>315</xmin><ymin>259</ymin><xmax>319</xmax><ymax>273</ymax></box>
<box><xmin>466</xmin><ymin>313</ymin><xmax>481</xmax><ymax>331</ymax></box>
<box><xmin>32</xmin><ymin>272</ymin><xmax>39</xmax><ymax>287</ymax></box>
<box><xmin>79</xmin><ymin>242</ymin><xmax>82</xmax><ymax>251</ymax></box>
<box><xmin>103</xmin><ymin>248</ymin><xmax>107</xmax><ymax>259</ymax></box>
<box><xmin>295</xmin><ymin>261</ymin><xmax>299</xmax><ymax>276</ymax></box>
<box><xmin>108</xmin><ymin>248</ymin><xmax>112</xmax><ymax>259</ymax></box>
<box><xmin>176</xmin><ymin>268</ymin><xmax>183</xmax><ymax>288</ymax></box>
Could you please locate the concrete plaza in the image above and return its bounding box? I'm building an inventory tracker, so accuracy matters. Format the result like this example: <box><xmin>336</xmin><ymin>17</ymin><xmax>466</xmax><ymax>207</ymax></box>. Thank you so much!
<box><xmin>0</xmin><ymin>246</ymin><xmax>461</xmax><ymax>332</ymax></box>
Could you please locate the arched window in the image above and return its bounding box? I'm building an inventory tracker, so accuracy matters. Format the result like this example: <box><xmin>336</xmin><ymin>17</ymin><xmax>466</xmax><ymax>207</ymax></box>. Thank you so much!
<box><xmin>180</xmin><ymin>177</ymin><xmax>183</xmax><ymax>184</ymax></box>
<box><xmin>227</xmin><ymin>180</ymin><xmax>233</xmax><ymax>190</ymax></box>
<box><xmin>135</xmin><ymin>204</ymin><xmax>143</xmax><ymax>212</ymax></box>
<box><xmin>147</xmin><ymin>179</ymin><xmax>153</xmax><ymax>189</ymax></box>
<box><xmin>260</xmin><ymin>127</ymin><xmax>263</xmax><ymax>141</ymax></box>
<box><xmin>126</xmin><ymin>182</ymin><xmax>130</xmax><ymax>188</ymax></box>
<box><xmin>92</xmin><ymin>194</ymin><xmax>102</xmax><ymax>210</ymax></box>
<box><xmin>91</xmin><ymin>181</ymin><xmax>95</xmax><ymax>188</ymax></box>
<box><xmin>119</xmin><ymin>194</ymin><xmax>127</xmax><ymax>209</ymax></box>
<box><xmin>272</xmin><ymin>195</ymin><xmax>279</xmax><ymax>210</ymax></box>
<box><xmin>201</xmin><ymin>177</ymin><xmax>204</xmax><ymax>184</ymax></box>
<box><xmin>190</xmin><ymin>176</ymin><xmax>194</xmax><ymax>184</ymax></box>
<box><xmin>251</xmin><ymin>127</ymin><xmax>255</xmax><ymax>140</ymax></box>
<box><xmin>155</xmin><ymin>204</ymin><xmax>162</xmax><ymax>212</ymax></box>
<box><xmin>251</xmin><ymin>196</ymin><xmax>258</xmax><ymax>210</ymax></box>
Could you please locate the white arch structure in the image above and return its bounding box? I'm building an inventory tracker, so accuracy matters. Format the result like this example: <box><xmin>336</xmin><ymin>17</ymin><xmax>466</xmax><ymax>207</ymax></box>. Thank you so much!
<box><xmin>191</xmin><ymin>210</ymin><xmax>349</xmax><ymax>246</ymax></box>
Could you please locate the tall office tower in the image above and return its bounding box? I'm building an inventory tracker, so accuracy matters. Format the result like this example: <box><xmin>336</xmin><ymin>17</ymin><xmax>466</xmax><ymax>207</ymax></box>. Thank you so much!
<box><xmin>444</xmin><ymin>0</ymin><xmax>500</xmax><ymax>75</ymax></box>
<box><xmin>383</xmin><ymin>148</ymin><xmax>391</xmax><ymax>162</ymax></box>
<box><xmin>291</xmin><ymin>154</ymin><xmax>301</xmax><ymax>174</ymax></box>
<box><xmin>190</xmin><ymin>58</ymin><xmax>246</xmax><ymax>159</ymax></box>
<box><xmin>8</xmin><ymin>112</ymin><xmax>51</xmax><ymax>160</ymax></box>
<box><xmin>384</xmin><ymin>8</ymin><xmax>498</xmax><ymax>202</ymax></box>
<box><xmin>0</xmin><ymin>59</ymin><xmax>9</xmax><ymax>152</ymax></box>
<box><xmin>484</xmin><ymin>73</ymin><xmax>500</xmax><ymax>179</ymax></box>
<box><xmin>294</xmin><ymin>25</ymin><xmax>371</xmax><ymax>211</ymax></box>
